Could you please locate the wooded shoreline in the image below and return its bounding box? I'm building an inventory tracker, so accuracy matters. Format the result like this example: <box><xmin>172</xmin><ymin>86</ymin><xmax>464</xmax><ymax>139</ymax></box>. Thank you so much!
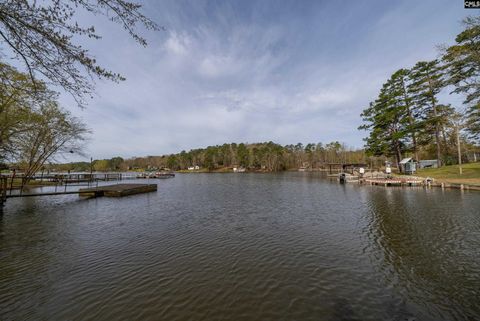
<box><xmin>2</xmin><ymin>163</ymin><xmax>478</xmax><ymax>192</ymax></box>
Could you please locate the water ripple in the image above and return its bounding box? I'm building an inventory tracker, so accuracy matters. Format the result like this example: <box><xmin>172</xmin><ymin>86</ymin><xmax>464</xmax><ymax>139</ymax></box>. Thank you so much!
<box><xmin>1</xmin><ymin>173</ymin><xmax>480</xmax><ymax>320</ymax></box>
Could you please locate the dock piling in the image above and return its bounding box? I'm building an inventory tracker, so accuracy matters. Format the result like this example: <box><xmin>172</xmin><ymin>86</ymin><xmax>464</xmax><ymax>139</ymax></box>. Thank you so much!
<box><xmin>1</xmin><ymin>177</ymin><xmax>7</xmax><ymax>205</ymax></box>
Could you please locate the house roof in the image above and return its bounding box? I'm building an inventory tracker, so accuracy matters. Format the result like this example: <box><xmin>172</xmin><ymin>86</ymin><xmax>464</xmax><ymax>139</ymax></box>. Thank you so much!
<box><xmin>399</xmin><ymin>157</ymin><xmax>413</xmax><ymax>164</ymax></box>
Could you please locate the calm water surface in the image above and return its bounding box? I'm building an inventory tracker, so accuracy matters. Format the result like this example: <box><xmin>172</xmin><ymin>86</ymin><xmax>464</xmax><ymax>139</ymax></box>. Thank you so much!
<box><xmin>1</xmin><ymin>173</ymin><xmax>479</xmax><ymax>320</ymax></box>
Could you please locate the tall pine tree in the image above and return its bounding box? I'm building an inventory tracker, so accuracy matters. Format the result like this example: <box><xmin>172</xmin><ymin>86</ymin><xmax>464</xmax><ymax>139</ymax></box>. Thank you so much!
<box><xmin>390</xmin><ymin>68</ymin><xmax>423</xmax><ymax>160</ymax></box>
<box><xmin>360</xmin><ymin>78</ymin><xmax>409</xmax><ymax>171</ymax></box>
<box><xmin>443</xmin><ymin>16</ymin><xmax>480</xmax><ymax>142</ymax></box>
<box><xmin>408</xmin><ymin>60</ymin><xmax>445</xmax><ymax>167</ymax></box>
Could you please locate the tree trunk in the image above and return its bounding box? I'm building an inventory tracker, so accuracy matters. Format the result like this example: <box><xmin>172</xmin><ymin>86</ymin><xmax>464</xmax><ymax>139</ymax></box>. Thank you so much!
<box><xmin>394</xmin><ymin>140</ymin><xmax>402</xmax><ymax>172</ymax></box>
<box><xmin>402</xmin><ymin>80</ymin><xmax>419</xmax><ymax>161</ymax></box>
<box><xmin>441</xmin><ymin>125</ymin><xmax>449</xmax><ymax>154</ymax></box>
<box><xmin>426</xmin><ymin>73</ymin><xmax>442</xmax><ymax>167</ymax></box>
<box><xmin>407</xmin><ymin>107</ymin><xmax>419</xmax><ymax>161</ymax></box>
<box><xmin>456</xmin><ymin>124</ymin><xmax>463</xmax><ymax>175</ymax></box>
<box><xmin>432</xmin><ymin>104</ymin><xmax>442</xmax><ymax>167</ymax></box>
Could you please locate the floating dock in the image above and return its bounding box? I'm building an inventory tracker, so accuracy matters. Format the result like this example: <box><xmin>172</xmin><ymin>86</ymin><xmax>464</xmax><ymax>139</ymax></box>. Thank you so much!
<box><xmin>5</xmin><ymin>183</ymin><xmax>157</xmax><ymax>199</ymax></box>
<box><xmin>79</xmin><ymin>184</ymin><xmax>157</xmax><ymax>197</ymax></box>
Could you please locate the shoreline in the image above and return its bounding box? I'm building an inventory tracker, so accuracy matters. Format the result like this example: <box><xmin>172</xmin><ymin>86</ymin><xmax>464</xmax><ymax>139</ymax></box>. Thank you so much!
<box><xmin>3</xmin><ymin>166</ymin><xmax>479</xmax><ymax>192</ymax></box>
<box><xmin>359</xmin><ymin>177</ymin><xmax>480</xmax><ymax>192</ymax></box>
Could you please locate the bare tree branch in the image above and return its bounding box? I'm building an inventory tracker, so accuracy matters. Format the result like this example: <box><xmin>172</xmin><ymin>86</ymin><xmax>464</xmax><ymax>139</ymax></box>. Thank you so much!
<box><xmin>0</xmin><ymin>0</ymin><xmax>161</xmax><ymax>107</ymax></box>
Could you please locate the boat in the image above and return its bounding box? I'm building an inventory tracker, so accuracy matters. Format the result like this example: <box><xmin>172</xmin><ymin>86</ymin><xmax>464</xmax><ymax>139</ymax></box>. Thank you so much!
<box><xmin>154</xmin><ymin>171</ymin><xmax>175</xmax><ymax>178</ymax></box>
<box><xmin>136</xmin><ymin>171</ymin><xmax>175</xmax><ymax>179</ymax></box>
<box><xmin>136</xmin><ymin>173</ymin><xmax>149</xmax><ymax>179</ymax></box>
<box><xmin>338</xmin><ymin>173</ymin><xmax>359</xmax><ymax>183</ymax></box>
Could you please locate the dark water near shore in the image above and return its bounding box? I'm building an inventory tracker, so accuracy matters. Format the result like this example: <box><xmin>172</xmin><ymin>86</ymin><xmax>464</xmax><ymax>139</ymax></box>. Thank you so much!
<box><xmin>1</xmin><ymin>172</ymin><xmax>479</xmax><ymax>320</ymax></box>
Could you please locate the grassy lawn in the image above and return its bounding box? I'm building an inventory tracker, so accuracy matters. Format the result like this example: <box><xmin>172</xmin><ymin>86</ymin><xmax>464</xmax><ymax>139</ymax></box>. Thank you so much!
<box><xmin>416</xmin><ymin>162</ymin><xmax>480</xmax><ymax>186</ymax></box>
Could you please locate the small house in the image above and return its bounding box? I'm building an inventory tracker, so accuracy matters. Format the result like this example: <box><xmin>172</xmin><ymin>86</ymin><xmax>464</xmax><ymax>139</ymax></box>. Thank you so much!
<box><xmin>399</xmin><ymin>158</ymin><xmax>416</xmax><ymax>175</ymax></box>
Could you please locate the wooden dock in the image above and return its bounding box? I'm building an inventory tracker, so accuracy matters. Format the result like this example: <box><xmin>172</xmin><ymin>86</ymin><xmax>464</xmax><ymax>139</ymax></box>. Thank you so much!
<box><xmin>34</xmin><ymin>173</ymin><xmax>123</xmax><ymax>183</ymax></box>
<box><xmin>5</xmin><ymin>184</ymin><xmax>157</xmax><ymax>199</ymax></box>
<box><xmin>1</xmin><ymin>177</ymin><xmax>7</xmax><ymax>205</ymax></box>
<box><xmin>363</xmin><ymin>178</ymin><xmax>424</xmax><ymax>186</ymax></box>
<box><xmin>79</xmin><ymin>184</ymin><xmax>157</xmax><ymax>197</ymax></box>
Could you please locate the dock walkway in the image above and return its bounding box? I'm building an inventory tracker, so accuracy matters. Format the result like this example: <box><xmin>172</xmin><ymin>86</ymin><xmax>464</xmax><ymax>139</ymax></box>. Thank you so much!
<box><xmin>364</xmin><ymin>178</ymin><xmax>424</xmax><ymax>186</ymax></box>
<box><xmin>79</xmin><ymin>184</ymin><xmax>157</xmax><ymax>197</ymax></box>
<box><xmin>6</xmin><ymin>184</ymin><xmax>157</xmax><ymax>199</ymax></box>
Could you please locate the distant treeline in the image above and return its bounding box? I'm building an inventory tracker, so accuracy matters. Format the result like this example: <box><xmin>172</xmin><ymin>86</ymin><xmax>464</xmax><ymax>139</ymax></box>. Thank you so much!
<box><xmin>52</xmin><ymin>141</ymin><xmax>373</xmax><ymax>172</ymax></box>
<box><xmin>48</xmin><ymin>137</ymin><xmax>479</xmax><ymax>173</ymax></box>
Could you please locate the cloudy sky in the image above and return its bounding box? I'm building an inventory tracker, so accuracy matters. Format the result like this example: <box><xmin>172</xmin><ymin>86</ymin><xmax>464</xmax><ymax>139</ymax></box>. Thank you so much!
<box><xmin>61</xmin><ymin>0</ymin><xmax>468</xmax><ymax>160</ymax></box>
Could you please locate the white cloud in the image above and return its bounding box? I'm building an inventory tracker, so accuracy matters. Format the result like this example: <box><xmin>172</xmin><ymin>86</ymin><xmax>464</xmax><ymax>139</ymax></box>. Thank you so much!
<box><xmin>60</xmin><ymin>0</ymin><xmax>467</xmax><ymax>160</ymax></box>
<box><xmin>198</xmin><ymin>55</ymin><xmax>241</xmax><ymax>78</ymax></box>
<box><xmin>163</xmin><ymin>31</ymin><xmax>191</xmax><ymax>56</ymax></box>
<box><xmin>307</xmin><ymin>89</ymin><xmax>353</xmax><ymax>106</ymax></box>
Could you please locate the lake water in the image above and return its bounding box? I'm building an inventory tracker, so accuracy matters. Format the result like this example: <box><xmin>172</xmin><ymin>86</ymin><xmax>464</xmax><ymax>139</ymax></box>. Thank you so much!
<box><xmin>1</xmin><ymin>172</ymin><xmax>479</xmax><ymax>320</ymax></box>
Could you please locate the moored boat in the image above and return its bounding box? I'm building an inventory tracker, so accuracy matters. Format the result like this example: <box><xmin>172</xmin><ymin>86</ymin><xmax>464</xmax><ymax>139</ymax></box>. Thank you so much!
<box><xmin>154</xmin><ymin>171</ymin><xmax>175</xmax><ymax>178</ymax></box>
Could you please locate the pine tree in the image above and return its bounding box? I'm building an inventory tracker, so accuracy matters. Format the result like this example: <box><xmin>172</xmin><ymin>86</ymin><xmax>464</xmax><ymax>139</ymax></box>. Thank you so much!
<box><xmin>443</xmin><ymin>16</ymin><xmax>480</xmax><ymax>142</ymax></box>
<box><xmin>359</xmin><ymin>78</ymin><xmax>409</xmax><ymax>171</ymax></box>
<box><xmin>390</xmin><ymin>68</ymin><xmax>422</xmax><ymax>160</ymax></box>
<box><xmin>408</xmin><ymin>60</ymin><xmax>445</xmax><ymax>167</ymax></box>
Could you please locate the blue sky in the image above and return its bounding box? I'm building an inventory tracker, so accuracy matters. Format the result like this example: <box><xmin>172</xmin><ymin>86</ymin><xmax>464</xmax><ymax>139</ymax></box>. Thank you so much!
<box><xmin>60</xmin><ymin>0</ymin><xmax>469</xmax><ymax>160</ymax></box>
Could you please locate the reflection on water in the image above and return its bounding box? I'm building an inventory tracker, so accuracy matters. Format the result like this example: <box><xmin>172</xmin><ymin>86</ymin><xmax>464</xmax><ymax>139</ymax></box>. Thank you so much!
<box><xmin>1</xmin><ymin>172</ymin><xmax>479</xmax><ymax>320</ymax></box>
<box><xmin>365</xmin><ymin>189</ymin><xmax>480</xmax><ymax>321</ymax></box>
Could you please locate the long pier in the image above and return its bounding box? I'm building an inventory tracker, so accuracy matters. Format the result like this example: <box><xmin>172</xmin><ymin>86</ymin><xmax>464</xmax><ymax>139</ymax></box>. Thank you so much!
<box><xmin>363</xmin><ymin>178</ymin><xmax>424</xmax><ymax>186</ymax></box>
<box><xmin>7</xmin><ymin>191</ymin><xmax>81</xmax><ymax>198</ymax></box>
<box><xmin>79</xmin><ymin>184</ymin><xmax>157</xmax><ymax>197</ymax></box>
<box><xmin>29</xmin><ymin>173</ymin><xmax>123</xmax><ymax>183</ymax></box>
<box><xmin>0</xmin><ymin>172</ymin><xmax>166</xmax><ymax>205</ymax></box>
<box><xmin>5</xmin><ymin>184</ymin><xmax>157</xmax><ymax>199</ymax></box>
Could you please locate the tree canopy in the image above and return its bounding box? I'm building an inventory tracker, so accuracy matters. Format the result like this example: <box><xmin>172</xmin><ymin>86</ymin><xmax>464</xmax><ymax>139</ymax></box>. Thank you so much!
<box><xmin>50</xmin><ymin>141</ymin><xmax>370</xmax><ymax>172</ymax></box>
<box><xmin>120</xmin><ymin>141</ymin><xmax>367</xmax><ymax>172</ymax></box>
<box><xmin>0</xmin><ymin>61</ymin><xmax>89</xmax><ymax>188</ymax></box>
<box><xmin>443</xmin><ymin>16</ymin><xmax>480</xmax><ymax>141</ymax></box>
<box><xmin>360</xmin><ymin>15</ymin><xmax>480</xmax><ymax>169</ymax></box>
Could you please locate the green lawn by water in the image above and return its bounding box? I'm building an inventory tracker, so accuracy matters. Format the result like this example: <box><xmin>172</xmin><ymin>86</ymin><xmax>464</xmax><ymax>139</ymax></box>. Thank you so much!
<box><xmin>416</xmin><ymin>162</ymin><xmax>480</xmax><ymax>185</ymax></box>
